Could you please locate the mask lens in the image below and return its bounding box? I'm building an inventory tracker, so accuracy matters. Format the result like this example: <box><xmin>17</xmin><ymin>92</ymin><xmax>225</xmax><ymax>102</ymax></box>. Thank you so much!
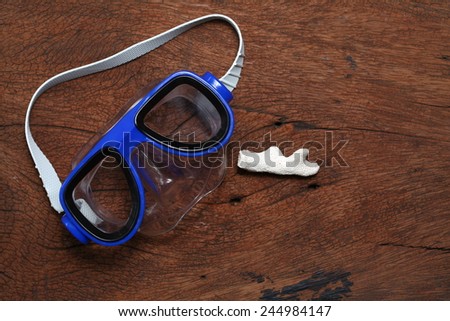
<box><xmin>72</xmin><ymin>155</ymin><xmax>133</xmax><ymax>234</ymax></box>
<box><xmin>143</xmin><ymin>84</ymin><xmax>222</xmax><ymax>143</ymax></box>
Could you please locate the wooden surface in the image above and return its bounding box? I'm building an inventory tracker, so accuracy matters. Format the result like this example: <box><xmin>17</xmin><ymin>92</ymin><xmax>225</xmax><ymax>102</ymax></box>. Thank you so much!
<box><xmin>1</xmin><ymin>1</ymin><xmax>449</xmax><ymax>300</ymax></box>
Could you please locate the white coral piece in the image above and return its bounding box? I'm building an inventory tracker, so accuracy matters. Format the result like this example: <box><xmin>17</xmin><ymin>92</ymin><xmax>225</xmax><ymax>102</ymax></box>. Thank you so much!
<box><xmin>238</xmin><ymin>146</ymin><xmax>319</xmax><ymax>176</ymax></box>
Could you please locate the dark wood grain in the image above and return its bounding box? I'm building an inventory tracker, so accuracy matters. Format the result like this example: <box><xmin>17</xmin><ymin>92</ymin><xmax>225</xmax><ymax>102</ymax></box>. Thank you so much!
<box><xmin>1</xmin><ymin>1</ymin><xmax>449</xmax><ymax>300</ymax></box>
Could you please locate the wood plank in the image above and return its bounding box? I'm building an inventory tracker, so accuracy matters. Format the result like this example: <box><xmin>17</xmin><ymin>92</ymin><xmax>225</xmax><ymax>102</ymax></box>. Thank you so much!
<box><xmin>1</xmin><ymin>1</ymin><xmax>449</xmax><ymax>300</ymax></box>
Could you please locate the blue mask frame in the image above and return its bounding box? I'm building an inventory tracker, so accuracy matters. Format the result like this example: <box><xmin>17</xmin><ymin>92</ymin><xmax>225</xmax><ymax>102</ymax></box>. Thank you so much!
<box><xmin>59</xmin><ymin>71</ymin><xmax>234</xmax><ymax>246</ymax></box>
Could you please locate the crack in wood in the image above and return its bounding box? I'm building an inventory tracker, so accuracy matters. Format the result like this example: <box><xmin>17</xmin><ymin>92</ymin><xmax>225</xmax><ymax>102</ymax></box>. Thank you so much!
<box><xmin>260</xmin><ymin>271</ymin><xmax>353</xmax><ymax>301</ymax></box>
<box><xmin>235</xmin><ymin>122</ymin><xmax>449</xmax><ymax>143</ymax></box>
<box><xmin>378</xmin><ymin>243</ymin><xmax>450</xmax><ymax>253</ymax></box>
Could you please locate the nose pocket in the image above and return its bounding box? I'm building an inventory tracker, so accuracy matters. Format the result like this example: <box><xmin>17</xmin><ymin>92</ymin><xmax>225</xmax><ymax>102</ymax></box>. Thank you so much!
<box><xmin>130</xmin><ymin>143</ymin><xmax>227</xmax><ymax>236</ymax></box>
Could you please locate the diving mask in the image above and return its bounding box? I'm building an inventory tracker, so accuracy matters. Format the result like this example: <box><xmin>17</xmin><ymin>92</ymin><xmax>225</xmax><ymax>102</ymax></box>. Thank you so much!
<box><xmin>25</xmin><ymin>15</ymin><xmax>244</xmax><ymax>246</ymax></box>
